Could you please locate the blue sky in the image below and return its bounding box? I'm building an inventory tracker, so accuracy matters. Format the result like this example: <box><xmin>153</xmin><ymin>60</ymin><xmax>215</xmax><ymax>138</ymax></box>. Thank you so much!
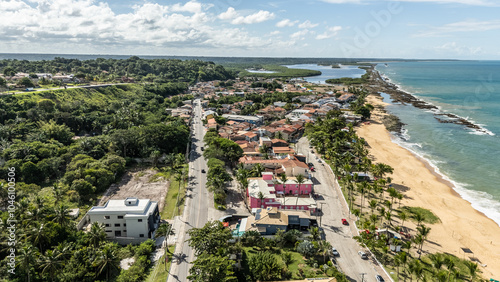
<box><xmin>1</xmin><ymin>0</ymin><xmax>500</xmax><ymax>59</ymax></box>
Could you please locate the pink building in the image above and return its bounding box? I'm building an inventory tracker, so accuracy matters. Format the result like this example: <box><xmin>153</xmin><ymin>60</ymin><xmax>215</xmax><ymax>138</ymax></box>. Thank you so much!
<box><xmin>247</xmin><ymin>172</ymin><xmax>316</xmax><ymax>211</ymax></box>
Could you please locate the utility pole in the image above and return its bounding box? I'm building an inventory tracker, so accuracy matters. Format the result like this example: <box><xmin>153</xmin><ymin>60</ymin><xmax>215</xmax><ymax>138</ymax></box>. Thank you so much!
<box><xmin>319</xmin><ymin>202</ymin><xmax>325</xmax><ymax>227</ymax></box>
<box><xmin>360</xmin><ymin>273</ymin><xmax>366</xmax><ymax>282</ymax></box>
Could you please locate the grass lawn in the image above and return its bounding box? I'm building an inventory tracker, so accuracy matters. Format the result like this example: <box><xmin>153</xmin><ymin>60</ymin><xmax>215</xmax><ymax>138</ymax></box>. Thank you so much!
<box><xmin>145</xmin><ymin>245</ymin><xmax>176</xmax><ymax>282</ymax></box>
<box><xmin>159</xmin><ymin>165</ymin><xmax>188</xmax><ymax>219</ymax></box>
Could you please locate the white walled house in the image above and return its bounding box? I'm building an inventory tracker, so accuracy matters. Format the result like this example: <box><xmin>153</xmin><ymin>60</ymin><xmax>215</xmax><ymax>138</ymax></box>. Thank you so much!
<box><xmin>87</xmin><ymin>197</ymin><xmax>160</xmax><ymax>243</ymax></box>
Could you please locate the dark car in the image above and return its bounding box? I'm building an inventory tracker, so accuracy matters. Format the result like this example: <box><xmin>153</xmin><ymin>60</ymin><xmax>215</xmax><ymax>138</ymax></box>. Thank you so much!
<box><xmin>201</xmin><ymin>169</ymin><xmax>206</xmax><ymax>173</ymax></box>
<box><xmin>201</xmin><ymin>147</ymin><xmax>204</xmax><ymax>151</ymax></box>
<box><xmin>375</xmin><ymin>275</ymin><xmax>385</xmax><ymax>282</ymax></box>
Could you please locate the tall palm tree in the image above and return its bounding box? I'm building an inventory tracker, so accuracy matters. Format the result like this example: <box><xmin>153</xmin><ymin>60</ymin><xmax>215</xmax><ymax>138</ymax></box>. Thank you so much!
<box><xmin>417</xmin><ymin>225</ymin><xmax>431</xmax><ymax>258</ymax></box>
<box><xmin>357</xmin><ymin>181</ymin><xmax>369</xmax><ymax>215</ymax></box>
<box><xmin>88</xmin><ymin>222</ymin><xmax>106</xmax><ymax>248</ymax></box>
<box><xmin>258</xmin><ymin>191</ymin><xmax>265</xmax><ymax>208</ymax></box>
<box><xmin>50</xmin><ymin>204</ymin><xmax>71</xmax><ymax>227</ymax></box>
<box><xmin>52</xmin><ymin>184</ymin><xmax>64</xmax><ymax>206</ymax></box>
<box><xmin>444</xmin><ymin>256</ymin><xmax>456</xmax><ymax>282</ymax></box>
<box><xmin>413</xmin><ymin>211</ymin><xmax>425</xmax><ymax>227</ymax></box>
<box><xmin>465</xmin><ymin>261</ymin><xmax>480</xmax><ymax>281</ymax></box>
<box><xmin>27</xmin><ymin>223</ymin><xmax>47</xmax><ymax>252</ymax></box>
<box><xmin>150</xmin><ymin>150</ymin><xmax>162</xmax><ymax>167</ymax></box>
<box><xmin>369</xmin><ymin>200</ymin><xmax>377</xmax><ymax>216</ymax></box>
<box><xmin>17</xmin><ymin>243</ymin><xmax>39</xmax><ymax>282</ymax></box>
<box><xmin>409</xmin><ymin>259</ymin><xmax>424</xmax><ymax>282</ymax></box>
<box><xmin>280</xmin><ymin>173</ymin><xmax>288</xmax><ymax>209</ymax></box>
<box><xmin>93</xmin><ymin>245</ymin><xmax>121</xmax><ymax>281</ymax></box>
<box><xmin>252</xmin><ymin>163</ymin><xmax>264</xmax><ymax>177</ymax></box>
<box><xmin>295</xmin><ymin>174</ymin><xmax>305</xmax><ymax>209</ymax></box>
<box><xmin>39</xmin><ymin>249</ymin><xmax>64</xmax><ymax>282</ymax></box>
<box><xmin>371</xmin><ymin>163</ymin><xmax>394</xmax><ymax>180</ymax></box>
<box><xmin>399</xmin><ymin>211</ymin><xmax>407</xmax><ymax>230</ymax></box>
<box><xmin>319</xmin><ymin>240</ymin><xmax>332</xmax><ymax>263</ymax></box>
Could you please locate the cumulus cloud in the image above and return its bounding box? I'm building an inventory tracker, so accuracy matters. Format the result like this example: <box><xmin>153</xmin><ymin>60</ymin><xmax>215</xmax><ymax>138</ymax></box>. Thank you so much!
<box><xmin>316</xmin><ymin>26</ymin><xmax>342</xmax><ymax>39</ymax></box>
<box><xmin>290</xmin><ymin>29</ymin><xmax>311</xmax><ymax>39</ymax></box>
<box><xmin>231</xmin><ymin>10</ymin><xmax>275</xmax><ymax>25</ymax></box>
<box><xmin>276</xmin><ymin>19</ymin><xmax>298</xmax><ymax>28</ymax></box>
<box><xmin>217</xmin><ymin>7</ymin><xmax>238</xmax><ymax>20</ymax></box>
<box><xmin>298</xmin><ymin>20</ymin><xmax>318</xmax><ymax>29</ymax></box>
<box><xmin>0</xmin><ymin>0</ymin><xmax>271</xmax><ymax>51</ymax></box>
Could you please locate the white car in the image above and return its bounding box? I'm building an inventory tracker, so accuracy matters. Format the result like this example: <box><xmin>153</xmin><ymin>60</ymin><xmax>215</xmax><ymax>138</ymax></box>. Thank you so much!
<box><xmin>358</xmin><ymin>251</ymin><xmax>368</xmax><ymax>259</ymax></box>
<box><xmin>331</xmin><ymin>247</ymin><xmax>339</xmax><ymax>256</ymax></box>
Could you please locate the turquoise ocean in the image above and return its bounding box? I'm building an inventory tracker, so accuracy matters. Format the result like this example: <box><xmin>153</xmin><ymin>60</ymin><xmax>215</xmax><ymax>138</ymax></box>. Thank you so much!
<box><xmin>376</xmin><ymin>61</ymin><xmax>500</xmax><ymax>227</ymax></box>
<box><xmin>291</xmin><ymin>61</ymin><xmax>500</xmax><ymax>227</ymax></box>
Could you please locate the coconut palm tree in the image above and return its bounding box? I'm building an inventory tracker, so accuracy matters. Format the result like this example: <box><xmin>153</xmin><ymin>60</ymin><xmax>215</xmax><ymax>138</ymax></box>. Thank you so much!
<box><xmin>357</xmin><ymin>181</ymin><xmax>369</xmax><ymax>215</ymax></box>
<box><xmin>399</xmin><ymin>211</ymin><xmax>407</xmax><ymax>230</ymax></box>
<box><xmin>409</xmin><ymin>259</ymin><xmax>424</xmax><ymax>281</ymax></box>
<box><xmin>27</xmin><ymin>223</ymin><xmax>47</xmax><ymax>252</ymax></box>
<box><xmin>413</xmin><ymin>211</ymin><xmax>426</xmax><ymax>227</ymax></box>
<box><xmin>17</xmin><ymin>243</ymin><xmax>39</xmax><ymax>282</ymax></box>
<box><xmin>150</xmin><ymin>150</ymin><xmax>162</xmax><ymax>167</ymax></box>
<box><xmin>88</xmin><ymin>222</ymin><xmax>106</xmax><ymax>248</ymax></box>
<box><xmin>429</xmin><ymin>253</ymin><xmax>444</xmax><ymax>271</ymax></box>
<box><xmin>443</xmin><ymin>256</ymin><xmax>456</xmax><ymax>282</ymax></box>
<box><xmin>369</xmin><ymin>200</ymin><xmax>377</xmax><ymax>216</ymax></box>
<box><xmin>371</xmin><ymin>163</ymin><xmax>394</xmax><ymax>180</ymax></box>
<box><xmin>52</xmin><ymin>184</ymin><xmax>64</xmax><ymax>206</ymax></box>
<box><xmin>279</xmin><ymin>173</ymin><xmax>288</xmax><ymax>209</ymax></box>
<box><xmin>50</xmin><ymin>204</ymin><xmax>71</xmax><ymax>227</ymax></box>
<box><xmin>309</xmin><ymin>227</ymin><xmax>321</xmax><ymax>241</ymax></box>
<box><xmin>93</xmin><ymin>245</ymin><xmax>121</xmax><ymax>281</ymax></box>
<box><xmin>416</xmin><ymin>225</ymin><xmax>431</xmax><ymax>258</ymax></box>
<box><xmin>38</xmin><ymin>249</ymin><xmax>64</xmax><ymax>282</ymax></box>
<box><xmin>252</xmin><ymin>163</ymin><xmax>264</xmax><ymax>177</ymax></box>
<box><xmin>295</xmin><ymin>174</ymin><xmax>306</xmax><ymax>209</ymax></box>
<box><xmin>319</xmin><ymin>240</ymin><xmax>332</xmax><ymax>263</ymax></box>
<box><xmin>385</xmin><ymin>211</ymin><xmax>392</xmax><ymax>227</ymax></box>
<box><xmin>258</xmin><ymin>191</ymin><xmax>265</xmax><ymax>208</ymax></box>
<box><xmin>465</xmin><ymin>261</ymin><xmax>480</xmax><ymax>281</ymax></box>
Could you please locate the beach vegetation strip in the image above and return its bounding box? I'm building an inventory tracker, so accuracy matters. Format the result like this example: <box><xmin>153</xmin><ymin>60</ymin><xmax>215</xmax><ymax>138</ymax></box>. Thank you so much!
<box><xmin>232</xmin><ymin>64</ymin><xmax>322</xmax><ymax>78</ymax></box>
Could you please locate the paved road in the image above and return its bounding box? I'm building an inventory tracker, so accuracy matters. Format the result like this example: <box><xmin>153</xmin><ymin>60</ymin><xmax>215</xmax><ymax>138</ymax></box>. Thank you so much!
<box><xmin>296</xmin><ymin>137</ymin><xmax>390</xmax><ymax>282</ymax></box>
<box><xmin>167</xmin><ymin>99</ymin><xmax>209</xmax><ymax>282</ymax></box>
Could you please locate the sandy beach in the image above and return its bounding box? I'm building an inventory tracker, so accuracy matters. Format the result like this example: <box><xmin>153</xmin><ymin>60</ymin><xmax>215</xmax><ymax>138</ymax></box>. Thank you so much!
<box><xmin>357</xmin><ymin>94</ymin><xmax>500</xmax><ymax>278</ymax></box>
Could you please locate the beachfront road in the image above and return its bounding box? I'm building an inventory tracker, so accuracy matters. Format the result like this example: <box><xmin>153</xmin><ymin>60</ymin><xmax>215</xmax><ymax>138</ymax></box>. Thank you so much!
<box><xmin>296</xmin><ymin>137</ymin><xmax>388</xmax><ymax>282</ymax></box>
<box><xmin>167</xmin><ymin>99</ymin><xmax>209</xmax><ymax>282</ymax></box>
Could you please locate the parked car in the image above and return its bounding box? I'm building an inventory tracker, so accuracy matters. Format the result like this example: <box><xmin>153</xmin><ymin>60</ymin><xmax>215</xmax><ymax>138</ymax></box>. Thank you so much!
<box><xmin>341</xmin><ymin>218</ymin><xmax>348</xmax><ymax>225</ymax></box>
<box><xmin>331</xmin><ymin>247</ymin><xmax>339</xmax><ymax>256</ymax></box>
<box><xmin>201</xmin><ymin>147</ymin><xmax>204</xmax><ymax>151</ymax></box>
<box><xmin>310</xmin><ymin>167</ymin><xmax>315</xmax><ymax>172</ymax></box>
<box><xmin>375</xmin><ymin>275</ymin><xmax>385</xmax><ymax>282</ymax></box>
<box><xmin>308</xmin><ymin>162</ymin><xmax>313</xmax><ymax>167</ymax></box>
<box><xmin>317</xmin><ymin>159</ymin><xmax>322</xmax><ymax>163</ymax></box>
<box><xmin>201</xmin><ymin>169</ymin><xmax>206</xmax><ymax>173</ymax></box>
<box><xmin>358</xmin><ymin>251</ymin><xmax>368</xmax><ymax>259</ymax></box>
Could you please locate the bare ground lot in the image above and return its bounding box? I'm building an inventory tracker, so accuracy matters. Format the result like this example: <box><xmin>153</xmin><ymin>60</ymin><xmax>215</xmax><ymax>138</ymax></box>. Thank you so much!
<box><xmin>99</xmin><ymin>167</ymin><xmax>169</xmax><ymax>211</ymax></box>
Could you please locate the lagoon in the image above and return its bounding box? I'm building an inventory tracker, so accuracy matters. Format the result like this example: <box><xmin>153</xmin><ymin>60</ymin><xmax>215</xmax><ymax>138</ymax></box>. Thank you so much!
<box><xmin>284</xmin><ymin>64</ymin><xmax>366</xmax><ymax>84</ymax></box>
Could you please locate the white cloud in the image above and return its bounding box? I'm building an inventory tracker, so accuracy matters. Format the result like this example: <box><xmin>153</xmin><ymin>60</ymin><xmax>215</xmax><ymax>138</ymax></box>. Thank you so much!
<box><xmin>397</xmin><ymin>0</ymin><xmax>499</xmax><ymax>6</ymax></box>
<box><xmin>415</xmin><ymin>19</ymin><xmax>500</xmax><ymax>37</ymax></box>
<box><xmin>0</xmin><ymin>0</ymin><xmax>270</xmax><ymax>51</ymax></box>
<box><xmin>217</xmin><ymin>7</ymin><xmax>238</xmax><ymax>20</ymax></box>
<box><xmin>276</xmin><ymin>19</ymin><xmax>297</xmax><ymax>27</ymax></box>
<box><xmin>269</xmin><ymin>30</ymin><xmax>281</xmax><ymax>35</ymax></box>
<box><xmin>321</xmin><ymin>0</ymin><xmax>498</xmax><ymax>5</ymax></box>
<box><xmin>171</xmin><ymin>1</ymin><xmax>204</xmax><ymax>13</ymax></box>
<box><xmin>298</xmin><ymin>20</ymin><xmax>318</xmax><ymax>29</ymax></box>
<box><xmin>231</xmin><ymin>10</ymin><xmax>275</xmax><ymax>25</ymax></box>
<box><xmin>316</xmin><ymin>26</ymin><xmax>342</xmax><ymax>39</ymax></box>
<box><xmin>290</xmin><ymin>29</ymin><xmax>311</xmax><ymax>39</ymax></box>
<box><xmin>434</xmin><ymin>42</ymin><xmax>483</xmax><ymax>55</ymax></box>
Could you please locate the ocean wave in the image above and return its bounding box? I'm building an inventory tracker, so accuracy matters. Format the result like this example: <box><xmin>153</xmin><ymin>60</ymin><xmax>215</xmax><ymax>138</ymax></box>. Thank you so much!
<box><xmin>378</xmin><ymin>70</ymin><xmax>495</xmax><ymax>137</ymax></box>
<box><xmin>390</xmin><ymin>133</ymin><xmax>500</xmax><ymax>227</ymax></box>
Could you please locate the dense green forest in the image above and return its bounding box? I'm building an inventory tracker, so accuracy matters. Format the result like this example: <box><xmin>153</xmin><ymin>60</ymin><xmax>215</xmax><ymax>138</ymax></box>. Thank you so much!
<box><xmin>0</xmin><ymin>57</ymin><xmax>235</xmax><ymax>83</ymax></box>
<box><xmin>0</xmin><ymin>84</ymin><xmax>189</xmax><ymax>281</ymax></box>
<box><xmin>232</xmin><ymin>64</ymin><xmax>321</xmax><ymax>78</ymax></box>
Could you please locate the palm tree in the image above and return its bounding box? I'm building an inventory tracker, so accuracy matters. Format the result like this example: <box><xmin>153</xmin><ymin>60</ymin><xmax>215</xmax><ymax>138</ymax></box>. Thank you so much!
<box><xmin>17</xmin><ymin>243</ymin><xmax>39</xmax><ymax>282</ymax></box>
<box><xmin>252</xmin><ymin>163</ymin><xmax>264</xmax><ymax>177</ymax></box>
<box><xmin>465</xmin><ymin>261</ymin><xmax>480</xmax><ymax>281</ymax></box>
<box><xmin>413</xmin><ymin>211</ymin><xmax>425</xmax><ymax>227</ymax></box>
<box><xmin>368</xmin><ymin>200</ymin><xmax>377</xmax><ymax>215</ymax></box>
<box><xmin>309</xmin><ymin>227</ymin><xmax>321</xmax><ymax>241</ymax></box>
<box><xmin>52</xmin><ymin>184</ymin><xmax>64</xmax><ymax>206</ymax></box>
<box><xmin>444</xmin><ymin>256</ymin><xmax>456</xmax><ymax>282</ymax></box>
<box><xmin>416</xmin><ymin>225</ymin><xmax>431</xmax><ymax>258</ymax></box>
<box><xmin>50</xmin><ymin>204</ymin><xmax>71</xmax><ymax>227</ymax></box>
<box><xmin>387</xmin><ymin>187</ymin><xmax>399</xmax><ymax>212</ymax></box>
<box><xmin>27</xmin><ymin>223</ymin><xmax>47</xmax><ymax>252</ymax></box>
<box><xmin>258</xmin><ymin>191</ymin><xmax>265</xmax><ymax>208</ymax></box>
<box><xmin>429</xmin><ymin>253</ymin><xmax>444</xmax><ymax>271</ymax></box>
<box><xmin>399</xmin><ymin>211</ymin><xmax>407</xmax><ymax>230</ymax></box>
<box><xmin>319</xmin><ymin>240</ymin><xmax>332</xmax><ymax>263</ymax></box>
<box><xmin>295</xmin><ymin>174</ymin><xmax>306</xmax><ymax>209</ymax></box>
<box><xmin>357</xmin><ymin>181</ymin><xmax>369</xmax><ymax>215</ymax></box>
<box><xmin>385</xmin><ymin>211</ymin><xmax>392</xmax><ymax>226</ymax></box>
<box><xmin>409</xmin><ymin>259</ymin><xmax>424</xmax><ymax>281</ymax></box>
<box><xmin>88</xmin><ymin>222</ymin><xmax>106</xmax><ymax>248</ymax></box>
<box><xmin>93</xmin><ymin>245</ymin><xmax>121</xmax><ymax>281</ymax></box>
<box><xmin>279</xmin><ymin>173</ymin><xmax>288</xmax><ymax>209</ymax></box>
<box><xmin>281</xmin><ymin>251</ymin><xmax>293</xmax><ymax>268</ymax></box>
<box><xmin>371</xmin><ymin>163</ymin><xmax>394</xmax><ymax>180</ymax></box>
<box><xmin>39</xmin><ymin>249</ymin><xmax>64</xmax><ymax>282</ymax></box>
<box><xmin>150</xmin><ymin>150</ymin><xmax>162</xmax><ymax>167</ymax></box>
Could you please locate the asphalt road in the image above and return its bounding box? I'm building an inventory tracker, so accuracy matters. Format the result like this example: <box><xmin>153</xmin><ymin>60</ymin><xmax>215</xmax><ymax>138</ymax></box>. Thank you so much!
<box><xmin>296</xmin><ymin>137</ymin><xmax>389</xmax><ymax>282</ymax></box>
<box><xmin>168</xmin><ymin>99</ymin><xmax>209</xmax><ymax>282</ymax></box>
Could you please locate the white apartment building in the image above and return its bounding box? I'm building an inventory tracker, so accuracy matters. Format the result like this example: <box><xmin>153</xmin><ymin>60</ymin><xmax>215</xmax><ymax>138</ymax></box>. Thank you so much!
<box><xmin>87</xmin><ymin>197</ymin><xmax>160</xmax><ymax>242</ymax></box>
